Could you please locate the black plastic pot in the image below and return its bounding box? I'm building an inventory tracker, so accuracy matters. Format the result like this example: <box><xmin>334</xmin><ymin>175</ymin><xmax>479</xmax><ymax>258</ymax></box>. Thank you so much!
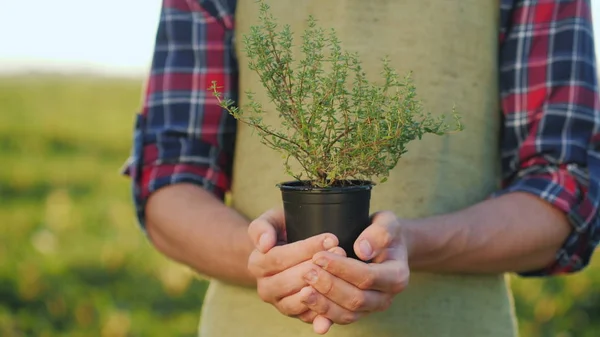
<box><xmin>278</xmin><ymin>180</ymin><xmax>373</xmax><ymax>260</ymax></box>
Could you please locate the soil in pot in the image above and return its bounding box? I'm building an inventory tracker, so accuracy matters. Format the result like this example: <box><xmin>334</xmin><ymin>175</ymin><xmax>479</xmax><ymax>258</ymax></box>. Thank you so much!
<box><xmin>278</xmin><ymin>180</ymin><xmax>373</xmax><ymax>260</ymax></box>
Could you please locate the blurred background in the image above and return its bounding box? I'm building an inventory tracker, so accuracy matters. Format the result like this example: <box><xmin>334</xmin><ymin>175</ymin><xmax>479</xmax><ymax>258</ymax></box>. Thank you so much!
<box><xmin>1</xmin><ymin>1</ymin><xmax>599</xmax><ymax>336</ymax></box>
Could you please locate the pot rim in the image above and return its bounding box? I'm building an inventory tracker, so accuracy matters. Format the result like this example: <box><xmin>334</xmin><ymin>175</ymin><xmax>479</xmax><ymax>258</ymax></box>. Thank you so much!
<box><xmin>277</xmin><ymin>179</ymin><xmax>374</xmax><ymax>193</ymax></box>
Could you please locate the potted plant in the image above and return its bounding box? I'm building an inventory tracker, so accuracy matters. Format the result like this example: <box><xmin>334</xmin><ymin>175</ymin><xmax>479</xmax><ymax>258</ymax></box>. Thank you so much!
<box><xmin>210</xmin><ymin>0</ymin><xmax>462</xmax><ymax>259</ymax></box>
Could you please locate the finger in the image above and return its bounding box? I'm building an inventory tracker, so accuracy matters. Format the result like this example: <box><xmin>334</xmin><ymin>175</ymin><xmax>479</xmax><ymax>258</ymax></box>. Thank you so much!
<box><xmin>312</xmin><ymin>251</ymin><xmax>409</xmax><ymax>294</ymax></box>
<box><xmin>248</xmin><ymin>209</ymin><xmax>286</xmax><ymax>253</ymax></box>
<box><xmin>300</xmin><ymin>287</ymin><xmax>365</xmax><ymax>325</ymax></box>
<box><xmin>353</xmin><ymin>211</ymin><xmax>400</xmax><ymax>261</ymax></box>
<box><xmin>253</xmin><ymin>248</ymin><xmax>346</xmax><ymax>295</ymax></box>
<box><xmin>257</xmin><ymin>260</ymin><xmax>314</xmax><ymax>302</ymax></box>
<box><xmin>329</xmin><ymin>246</ymin><xmax>347</xmax><ymax>257</ymax></box>
<box><xmin>296</xmin><ymin>309</ymin><xmax>318</xmax><ymax>324</ymax></box>
<box><xmin>274</xmin><ymin>286</ymin><xmax>312</xmax><ymax>317</ymax></box>
<box><xmin>313</xmin><ymin>316</ymin><xmax>333</xmax><ymax>335</ymax></box>
<box><xmin>372</xmin><ymin>247</ymin><xmax>392</xmax><ymax>264</ymax></box>
<box><xmin>252</xmin><ymin>233</ymin><xmax>339</xmax><ymax>277</ymax></box>
<box><xmin>304</xmin><ymin>265</ymin><xmax>390</xmax><ymax>312</ymax></box>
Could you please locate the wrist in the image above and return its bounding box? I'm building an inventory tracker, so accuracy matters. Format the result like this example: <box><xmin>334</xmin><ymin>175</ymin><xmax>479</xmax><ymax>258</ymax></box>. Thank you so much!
<box><xmin>397</xmin><ymin>217</ymin><xmax>421</xmax><ymax>266</ymax></box>
<box><xmin>397</xmin><ymin>214</ymin><xmax>466</xmax><ymax>272</ymax></box>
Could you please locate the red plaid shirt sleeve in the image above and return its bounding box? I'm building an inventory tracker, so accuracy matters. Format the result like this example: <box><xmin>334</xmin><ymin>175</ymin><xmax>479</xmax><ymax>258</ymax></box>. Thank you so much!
<box><xmin>122</xmin><ymin>0</ymin><xmax>238</xmax><ymax>230</ymax></box>
<box><xmin>496</xmin><ymin>0</ymin><xmax>600</xmax><ymax>276</ymax></box>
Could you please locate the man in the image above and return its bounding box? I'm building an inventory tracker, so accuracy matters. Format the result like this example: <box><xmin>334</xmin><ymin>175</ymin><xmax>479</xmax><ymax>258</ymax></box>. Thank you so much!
<box><xmin>123</xmin><ymin>0</ymin><xmax>600</xmax><ymax>336</ymax></box>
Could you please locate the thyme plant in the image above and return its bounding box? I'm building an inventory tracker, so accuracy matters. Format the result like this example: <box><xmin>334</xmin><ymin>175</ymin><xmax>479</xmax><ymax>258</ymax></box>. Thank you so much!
<box><xmin>210</xmin><ymin>0</ymin><xmax>462</xmax><ymax>188</ymax></box>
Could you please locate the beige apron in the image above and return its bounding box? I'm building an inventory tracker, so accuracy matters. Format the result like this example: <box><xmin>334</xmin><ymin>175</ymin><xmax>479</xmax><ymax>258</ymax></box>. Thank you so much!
<box><xmin>200</xmin><ymin>0</ymin><xmax>519</xmax><ymax>336</ymax></box>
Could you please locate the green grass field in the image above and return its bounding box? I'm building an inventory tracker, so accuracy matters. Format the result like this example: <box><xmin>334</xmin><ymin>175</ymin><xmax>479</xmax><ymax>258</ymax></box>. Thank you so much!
<box><xmin>1</xmin><ymin>74</ymin><xmax>598</xmax><ymax>336</ymax></box>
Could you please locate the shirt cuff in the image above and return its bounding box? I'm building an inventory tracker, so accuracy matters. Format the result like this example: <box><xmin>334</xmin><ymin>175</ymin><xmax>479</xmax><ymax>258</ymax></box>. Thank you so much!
<box><xmin>492</xmin><ymin>170</ymin><xmax>597</xmax><ymax>277</ymax></box>
<box><xmin>121</xmin><ymin>115</ymin><xmax>231</xmax><ymax>232</ymax></box>
<box><xmin>123</xmin><ymin>160</ymin><xmax>229</xmax><ymax>232</ymax></box>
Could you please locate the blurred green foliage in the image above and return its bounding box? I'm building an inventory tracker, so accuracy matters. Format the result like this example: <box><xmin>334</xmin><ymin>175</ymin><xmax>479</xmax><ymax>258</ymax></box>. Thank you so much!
<box><xmin>0</xmin><ymin>75</ymin><xmax>598</xmax><ymax>336</ymax></box>
<box><xmin>511</xmin><ymin>265</ymin><xmax>600</xmax><ymax>337</ymax></box>
<box><xmin>0</xmin><ymin>75</ymin><xmax>208</xmax><ymax>337</ymax></box>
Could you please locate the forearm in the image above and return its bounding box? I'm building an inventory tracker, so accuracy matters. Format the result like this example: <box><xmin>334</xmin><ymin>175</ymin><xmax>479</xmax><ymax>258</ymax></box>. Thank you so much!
<box><xmin>145</xmin><ymin>183</ymin><xmax>255</xmax><ymax>287</ymax></box>
<box><xmin>404</xmin><ymin>192</ymin><xmax>572</xmax><ymax>274</ymax></box>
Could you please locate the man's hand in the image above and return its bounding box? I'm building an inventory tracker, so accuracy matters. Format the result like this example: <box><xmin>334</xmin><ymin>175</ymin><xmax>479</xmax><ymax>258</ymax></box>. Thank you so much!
<box><xmin>247</xmin><ymin>209</ymin><xmax>343</xmax><ymax>329</ymax></box>
<box><xmin>300</xmin><ymin>211</ymin><xmax>410</xmax><ymax>330</ymax></box>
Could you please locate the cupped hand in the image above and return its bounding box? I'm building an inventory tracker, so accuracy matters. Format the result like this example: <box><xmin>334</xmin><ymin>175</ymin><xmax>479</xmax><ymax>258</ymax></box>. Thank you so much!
<box><xmin>246</xmin><ymin>209</ymin><xmax>344</xmax><ymax>331</ymax></box>
<box><xmin>299</xmin><ymin>211</ymin><xmax>410</xmax><ymax>331</ymax></box>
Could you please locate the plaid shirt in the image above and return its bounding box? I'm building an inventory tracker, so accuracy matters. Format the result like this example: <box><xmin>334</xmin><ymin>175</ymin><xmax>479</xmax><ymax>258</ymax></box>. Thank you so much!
<box><xmin>123</xmin><ymin>0</ymin><xmax>600</xmax><ymax>277</ymax></box>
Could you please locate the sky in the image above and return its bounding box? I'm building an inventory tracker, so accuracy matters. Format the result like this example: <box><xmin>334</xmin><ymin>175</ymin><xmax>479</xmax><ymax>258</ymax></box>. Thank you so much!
<box><xmin>0</xmin><ymin>0</ymin><xmax>162</xmax><ymax>76</ymax></box>
<box><xmin>1</xmin><ymin>0</ymin><xmax>599</xmax><ymax>77</ymax></box>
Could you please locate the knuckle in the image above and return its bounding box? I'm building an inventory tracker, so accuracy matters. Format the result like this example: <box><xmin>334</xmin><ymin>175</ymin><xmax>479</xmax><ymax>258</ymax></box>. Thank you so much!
<box><xmin>277</xmin><ymin>302</ymin><xmax>297</xmax><ymax>317</ymax></box>
<box><xmin>390</xmin><ymin>265</ymin><xmax>410</xmax><ymax>294</ymax></box>
<box><xmin>357</xmin><ymin>271</ymin><xmax>376</xmax><ymax>290</ymax></box>
<box><xmin>374</xmin><ymin>211</ymin><xmax>394</xmax><ymax>223</ymax></box>
<box><xmin>248</xmin><ymin>218</ymin><xmax>264</xmax><ymax>237</ymax></box>
<box><xmin>247</xmin><ymin>250</ymin><xmax>265</xmax><ymax>277</ymax></box>
<box><xmin>380</xmin><ymin>230</ymin><xmax>393</xmax><ymax>248</ymax></box>
<box><xmin>265</xmin><ymin>251</ymin><xmax>284</xmax><ymax>273</ymax></box>
<box><xmin>379</xmin><ymin>297</ymin><xmax>393</xmax><ymax>312</ymax></box>
<box><xmin>303</xmin><ymin>285</ymin><xmax>317</xmax><ymax>299</ymax></box>
<box><xmin>321</xmin><ymin>274</ymin><xmax>335</xmax><ymax>296</ymax></box>
<box><xmin>297</xmin><ymin>311</ymin><xmax>316</xmax><ymax>323</ymax></box>
<box><xmin>348</xmin><ymin>293</ymin><xmax>366</xmax><ymax>311</ymax></box>
<box><xmin>381</xmin><ymin>211</ymin><xmax>397</xmax><ymax>221</ymax></box>
<box><xmin>312</xmin><ymin>251</ymin><xmax>328</xmax><ymax>262</ymax></box>
<box><xmin>277</xmin><ymin>304</ymin><xmax>292</xmax><ymax>317</ymax></box>
<box><xmin>316</xmin><ymin>299</ymin><xmax>330</xmax><ymax>315</ymax></box>
<box><xmin>256</xmin><ymin>282</ymin><xmax>272</xmax><ymax>303</ymax></box>
<box><xmin>339</xmin><ymin>312</ymin><xmax>358</xmax><ymax>325</ymax></box>
<box><xmin>247</xmin><ymin>219</ymin><xmax>256</xmax><ymax>233</ymax></box>
<box><xmin>377</xmin><ymin>248</ymin><xmax>391</xmax><ymax>261</ymax></box>
<box><xmin>248</xmin><ymin>218</ymin><xmax>259</xmax><ymax>230</ymax></box>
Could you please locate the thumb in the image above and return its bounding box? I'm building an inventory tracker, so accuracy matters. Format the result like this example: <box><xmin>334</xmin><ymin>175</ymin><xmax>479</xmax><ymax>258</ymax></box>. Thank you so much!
<box><xmin>313</xmin><ymin>315</ymin><xmax>333</xmax><ymax>335</ymax></box>
<box><xmin>248</xmin><ymin>209</ymin><xmax>286</xmax><ymax>253</ymax></box>
<box><xmin>353</xmin><ymin>211</ymin><xmax>399</xmax><ymax>261</ymax></box>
